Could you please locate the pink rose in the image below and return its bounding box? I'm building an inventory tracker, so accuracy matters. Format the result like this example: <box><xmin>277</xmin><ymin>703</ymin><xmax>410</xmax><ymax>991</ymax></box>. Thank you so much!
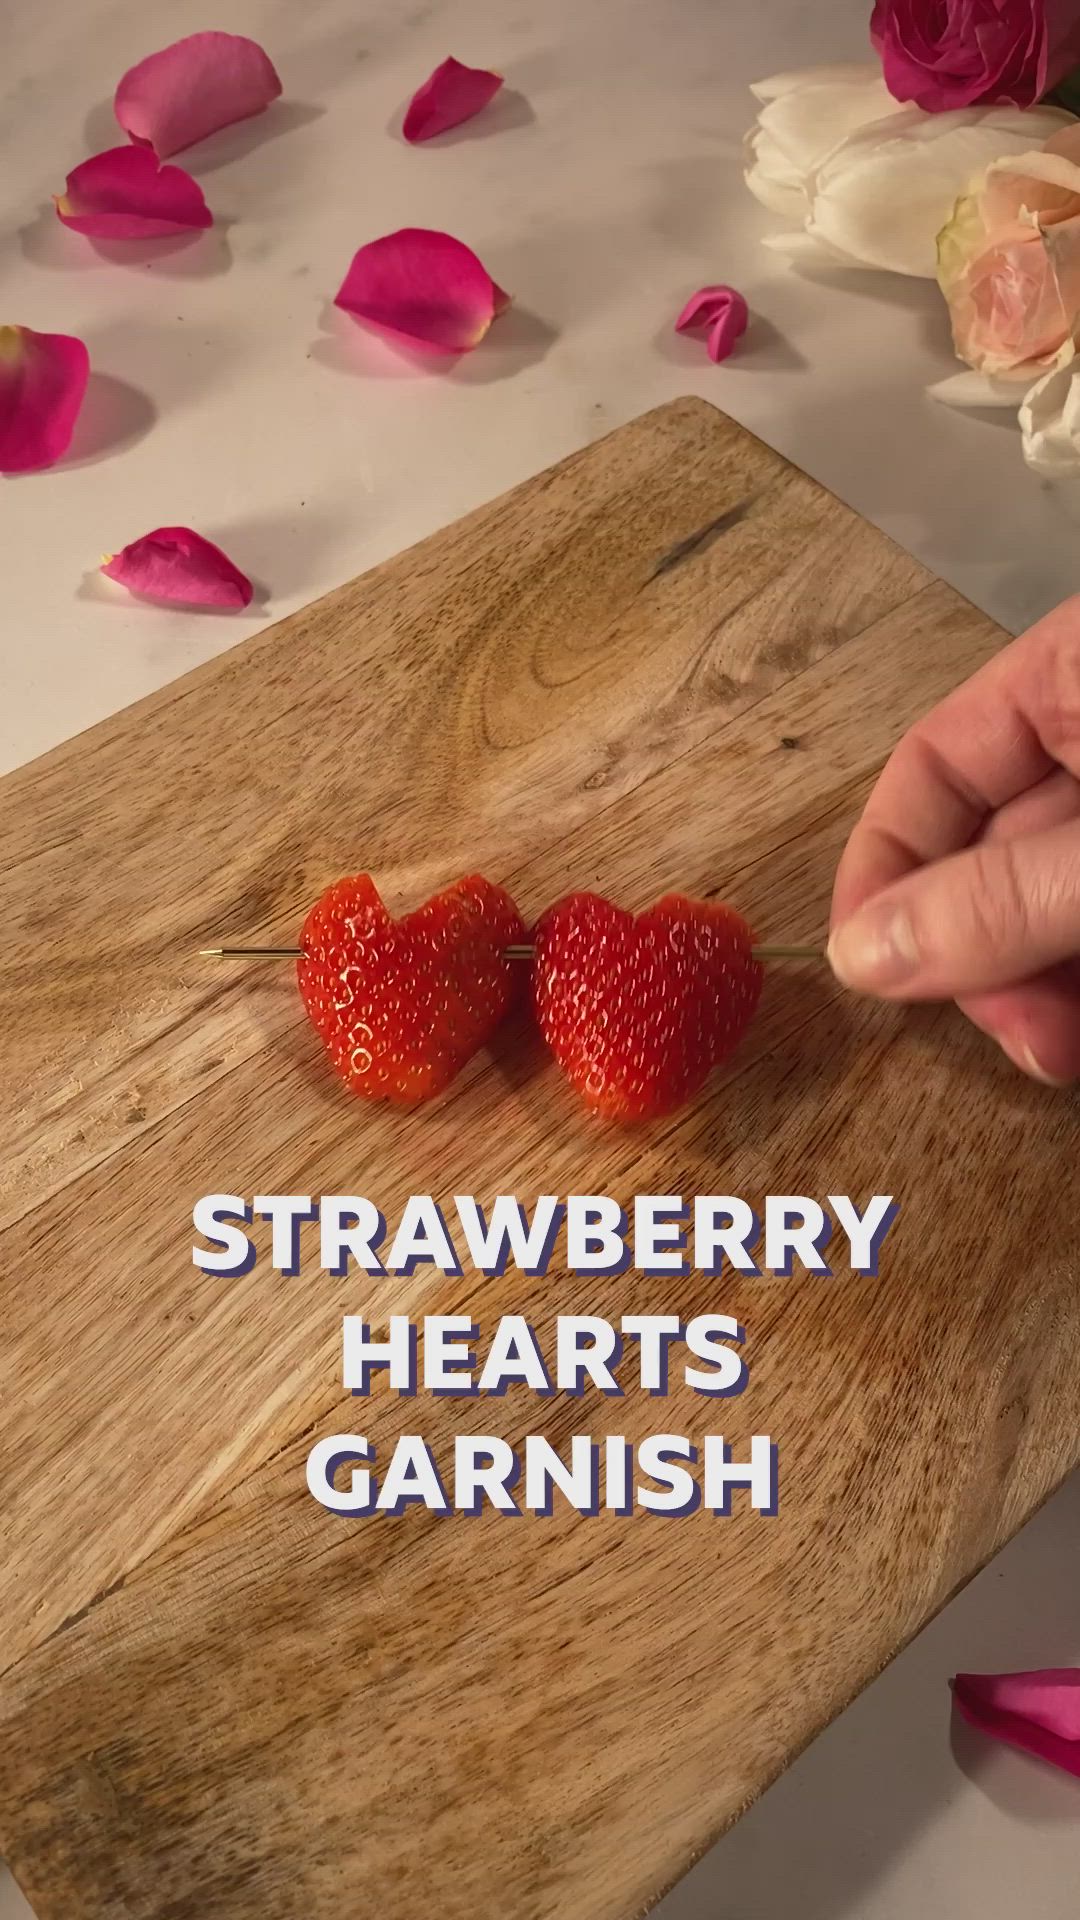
<box><xmin>871</xmin><ymin>0</ymin><xmax>1080</xmax><ymax>111</ymax></box>
<box><xmin>937</xmin><ymin>126</ymin><xmax>1080</xmax><ymax>381</ymax></box>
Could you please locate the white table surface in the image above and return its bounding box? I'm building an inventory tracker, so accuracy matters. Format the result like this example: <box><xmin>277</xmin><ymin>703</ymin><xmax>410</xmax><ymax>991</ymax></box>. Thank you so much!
<box><xmin>2</xmin><ymin>0</ymin><xmax>1078</xmax><ymax>1914</ymax></box>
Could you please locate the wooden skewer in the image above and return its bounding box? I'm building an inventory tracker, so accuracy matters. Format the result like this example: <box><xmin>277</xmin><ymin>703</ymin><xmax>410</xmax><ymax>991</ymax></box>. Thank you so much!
<box><xmin>200</xmin><ymin>943</ymin><xmax>822</xmax><ymax>962</ymax></box>
<box><xmin>749</xmin><ymin>946</ymin><xmax>822</xmax><ymax>962</ymax></box>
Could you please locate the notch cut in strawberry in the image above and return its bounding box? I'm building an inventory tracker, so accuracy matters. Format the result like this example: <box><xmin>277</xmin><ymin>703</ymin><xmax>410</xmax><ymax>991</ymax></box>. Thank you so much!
<box><xmin>298</xmin><ymin>873</ymin><xmax>525</xmax><ymax>1105</ymax></box>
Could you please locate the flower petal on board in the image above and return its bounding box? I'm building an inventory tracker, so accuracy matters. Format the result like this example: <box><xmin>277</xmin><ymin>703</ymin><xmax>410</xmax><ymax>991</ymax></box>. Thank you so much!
<box><xmin>114</xmin><ymin>32</ymin><xmax>282</xmax><ymax>159</ymax></box>
<box><xmin>101</xmin><ymin>527</ymin><xmax>253</xmax><ymax>607</ymax></box>
<box><xmin>334</xmin><ymin>228</ymin><xmax>510</xmax><ymax>354</ymax></box>
<box><xmin>674</xmin><ymin>285</ymin><xmax>749</xmax><ymax>362</ymax></box>
<box><xmin>953</xmin><ymin>1671</ymin><xmax>1080</xmax><ymax>1778</ymax></box>
<box><xmin>55</xmin><ymin>145</ymin><xmax>212</xmax><ymax>238</ymax></box>
<box><xmin>403</xmin><ymin>56</ymin><xmax>503</xmax><ymax>142</ymax></box>
<box><xmin>0</xmin><ymin>325</ymin><xmax>90</xmax><ymax>474</ymax></box>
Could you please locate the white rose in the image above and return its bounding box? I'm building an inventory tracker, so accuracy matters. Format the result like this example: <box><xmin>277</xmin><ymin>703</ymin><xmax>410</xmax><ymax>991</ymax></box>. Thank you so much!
<box><xmin>1020</xmin><ymin>365</ymin><xmax>1080</xmax><ymax>477</ymax></box>
<box><xmin>746</xmin><ymin>66</ymin><xmax>1073</xmax><ymax>278</ymax></box>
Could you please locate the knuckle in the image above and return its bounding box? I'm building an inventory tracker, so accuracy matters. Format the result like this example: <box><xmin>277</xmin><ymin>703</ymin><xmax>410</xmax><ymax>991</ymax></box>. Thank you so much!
<box><xmin>958</xmin><ymin>841</ymin><xmax>1030</xmax><ymax>953</ymax></box>
<box><xmin>1029</xmin><ymin>623</ymin><xmax>1080</xmax><ymax>761</ymax></box>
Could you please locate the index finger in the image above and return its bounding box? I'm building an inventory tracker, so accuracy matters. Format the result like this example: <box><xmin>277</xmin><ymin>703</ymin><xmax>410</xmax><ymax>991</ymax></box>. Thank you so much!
<box><xmin>831</xmin><ymin>599</ymin><xmax>1080</xmax><ymax>924</ymax></box>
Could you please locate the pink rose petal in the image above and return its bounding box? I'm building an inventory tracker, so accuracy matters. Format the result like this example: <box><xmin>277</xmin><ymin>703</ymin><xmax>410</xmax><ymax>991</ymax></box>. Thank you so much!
<box><xmin>101</xmin><ymin>527</ymin><xmax>252</xmax><ymax>608</ymax></box>
<box><xmin>953</xmin><ymin>1670</ymin><xmax>1080</xmax><ymax>1779</ymax></box>
<box><xmin>0</xmin><ymin>326</ymin><xmax>90</xmax><ymax>475</ymax></box>
<box><xmin>675</xmin><ymin>285</ymin><xmax>750</xmax><ymax>364</ymax></box>
<box><xmin>56</xmin><ymin>146</ymin><xmax>212</xmax><ymax>239</ymax></box>
<box><xmin>403</xmin><ymin>56</ymin><xmax>503</xmax><ymax>142</ymax></box>
<box><xmin>334</xmin><ymin>228</ymin><xmax>510</xmax><ymax>355</ymax></box>
<box><xmin>115</xmin><ymin>32</ymin><xmax>282</xmax><ymax>159</ymax></box>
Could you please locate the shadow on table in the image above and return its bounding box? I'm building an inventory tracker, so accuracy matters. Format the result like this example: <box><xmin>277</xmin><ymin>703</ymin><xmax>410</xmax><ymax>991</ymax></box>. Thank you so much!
<box><xmin>80</xmin><ymin>99</ymin><xmax>325</xmax><ymax>173</ymax></box>
<box><xmin>719</xmin><ymin>256</ymin><xmax>1080</xmax><ymax>631</ymax></box>
<box><xmin>198</xmin><ymin>503</ymin><xmax>359</xmax><ymax>600</ymax></box>
<box><xmin>69</xmin><ymin>373</ymin><xmax>156</xmax><ymax>467</ymax></box>
<box><xmin>18</xmin><ymin>206</ymin><xmax>231</xmax><ymax>279</ymax></box>
<box><xmin>1</xmin><ymin>374</ymin><xmax>156</xmax><ymax>479</ymax></box>
<box><xmin>652</xmin><ymin>1472</ymin><xmax>1080</xmax><ymax>1920</ymax></box>
<box><xmin>950</xmin><ymin>1707</ymin><xmax>1080</xmax><ymax>1823</ymax></box>
<box><xmin>655</xmin><ymin>312</ymin><xmax>807</xmax><ymax>376</ymax></box>
<box><xmin>310</xmin><ymin>302</ymin><xmax>557</xmax><ymax>386</ymax></box>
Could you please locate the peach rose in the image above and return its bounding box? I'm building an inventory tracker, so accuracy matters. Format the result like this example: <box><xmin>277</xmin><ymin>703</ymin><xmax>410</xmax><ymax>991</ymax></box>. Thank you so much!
<box><xmin>937</xmin><ymin>125</ymin><xmax>1080</xmax><ymax>382</ymax></box>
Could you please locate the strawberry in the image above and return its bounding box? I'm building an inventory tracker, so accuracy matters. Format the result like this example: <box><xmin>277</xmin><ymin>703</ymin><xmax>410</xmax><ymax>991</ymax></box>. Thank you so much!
<box><xmin>532</xmin><ymin>891</ymin><xmax>763</xmax><ymax>1121</ymax></box>
<box><xmin>298</xmin><ymin>873</ymin><xmax>525</xmax><ymax>1104</ymax></box>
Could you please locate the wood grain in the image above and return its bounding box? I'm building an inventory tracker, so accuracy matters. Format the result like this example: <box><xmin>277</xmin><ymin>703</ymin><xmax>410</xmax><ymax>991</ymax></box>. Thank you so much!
<box><xmin>1</xmin><ymin>399</ymin><xmax>1076</xmax><ymax>1920</ymax></box>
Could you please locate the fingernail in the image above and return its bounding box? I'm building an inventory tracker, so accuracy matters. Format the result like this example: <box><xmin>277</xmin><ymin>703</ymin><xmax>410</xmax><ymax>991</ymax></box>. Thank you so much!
<box><xmin>1000</xmin><ymin>1039</ymin><xmax>1074</xmax><ymax>1088</ymax></box>
<box><xmin>827</xmin><ymin>906</ymin><xmax>920</xmax><ymax>990</ymax></box>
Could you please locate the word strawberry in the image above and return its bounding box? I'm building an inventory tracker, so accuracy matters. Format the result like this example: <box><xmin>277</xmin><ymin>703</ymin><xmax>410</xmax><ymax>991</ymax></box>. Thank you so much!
<box><xmin>532</xmin><ymin>891</ymin><xmax>763</xmax><ymax>1121</ymax></box>
<box><xmin>298</xmin><ymin>873</ymin><xmax>525</xmax><ymax>1105</ymax></box>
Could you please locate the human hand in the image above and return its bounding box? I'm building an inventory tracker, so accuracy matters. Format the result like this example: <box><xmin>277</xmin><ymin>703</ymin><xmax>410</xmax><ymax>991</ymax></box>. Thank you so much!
<box><xmin>828</xmin><ymin>597</ymin><xmax>1080</xmax><ymax>1085</ymax></box>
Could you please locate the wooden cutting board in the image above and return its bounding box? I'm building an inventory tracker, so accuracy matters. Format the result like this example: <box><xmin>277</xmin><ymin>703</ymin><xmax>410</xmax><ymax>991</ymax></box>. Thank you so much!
<box><xmin>1</xmin><ymin>398</ymin><xmax>1077</xmax><ymax>1920</ymax></box>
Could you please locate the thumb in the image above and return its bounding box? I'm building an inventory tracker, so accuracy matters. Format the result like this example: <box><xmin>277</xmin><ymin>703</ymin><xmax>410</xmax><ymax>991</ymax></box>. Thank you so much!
<box><xmin>828</xmin><ymin>821</ymin><xmax>1080</xmax><ymax>999</ymax></box>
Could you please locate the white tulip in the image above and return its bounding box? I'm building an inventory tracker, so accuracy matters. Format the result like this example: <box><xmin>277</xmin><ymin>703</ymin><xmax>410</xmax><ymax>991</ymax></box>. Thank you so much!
<box><xmin>1020</xmin><ymin>366</ymin><xmax>1080</xmax><ymax>477</ymax></box>
<box><xmin>745</xmin><ymin>65</ymin><xmax>903</xmax><ymax>220</ymax></box>
<box><xmin>746</xmin><ymin>67</ymin><xmax>1073</xmax><ymax>278</ymax></box>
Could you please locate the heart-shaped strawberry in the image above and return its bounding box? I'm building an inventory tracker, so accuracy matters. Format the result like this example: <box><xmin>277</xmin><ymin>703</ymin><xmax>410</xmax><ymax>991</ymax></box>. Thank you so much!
<box><xmin>298</xmin><ymin>873</ymin><xmax>525</xmax><ymax>1104</ymax></box>
<box><xmin>532</xmin><ymin>891</ymin><xmax>763</xmax><ymax>1120</ymax></box>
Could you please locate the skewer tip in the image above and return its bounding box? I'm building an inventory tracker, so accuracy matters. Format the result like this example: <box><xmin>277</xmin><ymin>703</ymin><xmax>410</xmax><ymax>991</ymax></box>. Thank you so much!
<box><xmin>199</xmin><ymin>945</ymin><xmax>306</xmax><ymax>959</ymax></box>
